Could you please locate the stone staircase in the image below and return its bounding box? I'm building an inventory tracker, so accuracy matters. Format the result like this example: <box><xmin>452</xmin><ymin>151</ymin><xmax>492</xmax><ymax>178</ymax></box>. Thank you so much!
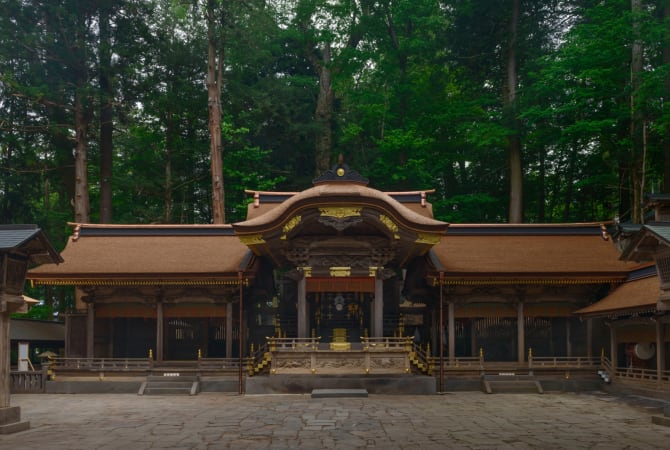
<box><xmin>481</xmin><ymin>374</ymin><xmax>543</xmax><ymax>394</ymax></box>
<box><xmin>248</xmin><ymin>351</ymin><xmax>271</xmax><ymax>375</ymax></box>
<box><xmin>138</xmin><ymin>374</ymin><xmax>200</xmax><ymax>396</ymax></box>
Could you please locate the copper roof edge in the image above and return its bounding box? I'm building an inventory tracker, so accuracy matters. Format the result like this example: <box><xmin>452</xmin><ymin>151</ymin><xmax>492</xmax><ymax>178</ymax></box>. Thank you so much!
<box><xmin>67</xmin><ymin>222</ymin><xmax>234</xmax><ymax>229</ymax></box>
<box><xmin>447</xmin><ymin>221</ymin><xmax>612</xmax><ymax>229</ymax></box>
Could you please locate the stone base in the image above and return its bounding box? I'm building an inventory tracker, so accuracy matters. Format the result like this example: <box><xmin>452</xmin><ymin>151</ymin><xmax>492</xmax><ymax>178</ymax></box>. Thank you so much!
<box><xmin>0</xmin><ymin>406</ymin><xmax>30</xmax><ymax>435</ymax></box>
<box><xmin>652</xmin><ymin>415</ymin><xmax>670</xmax><ymax>427</ymax></box>
<box><xmin>312</xmin><ymin>388</ymin><xmax>368</xmax><ymax>398</ymax></box>
<box><xmin>246</xmin><ymin>374</ymin><xmax>436</xmax><ymax>395</ymax></box>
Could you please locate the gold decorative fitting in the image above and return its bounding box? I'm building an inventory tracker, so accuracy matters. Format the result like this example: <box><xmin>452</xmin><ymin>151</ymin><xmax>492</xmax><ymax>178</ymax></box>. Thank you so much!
<box><xmin>239</xmin><ymin>234</ymin><xmax>266</xmax><ymax>246</ymax></box>
<box><xmin>300</xmin><ymin>266</ymin><xmax>312</xmax><ymax>277</ymax></box>
<box><xmin>415</xmin><ymin>233</ymin><xmax>441</xmax><ymax>245</ymax></box>
<box><xmin>336</xmin><ymin>168</ymin><xmax>345</xmax><ymax>176</ymax></box>
<box><xmin>319</xmin><ymin>207</ymin><xmax>362</xmax><ymax>219</ymax></box>
<box><xmin>330</xmin><ymin>266</ymin><xmax>351</xmax><ymax>277</ymax></box>
<box><xmin>369</xmin><ymin>266</ymin><xmax>379</xmax><ymax>277</ymax></box>
<box><xmin>280</xmin><ymin>215</ymin><xmax>302</xmax><ymax>240</ymax></box>
<box><xmin>379</xmin><ymin>214</ymin><xmax>400</xmax><ymax>239</ymax></box>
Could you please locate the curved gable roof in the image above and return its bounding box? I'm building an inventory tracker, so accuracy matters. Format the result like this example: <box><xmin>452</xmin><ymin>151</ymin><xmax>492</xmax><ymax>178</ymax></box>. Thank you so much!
<box><xmin>235</xmin><ymin>183</ymin><xmax>446</xmax><ymax>233</ymax></box>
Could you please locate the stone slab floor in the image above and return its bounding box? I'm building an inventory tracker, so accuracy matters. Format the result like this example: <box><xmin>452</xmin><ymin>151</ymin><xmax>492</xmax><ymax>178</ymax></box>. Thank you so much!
<box><xmin>2</xmin><ymin>391</ymin><xmax>670</xmax><ymax>449</ymax></box>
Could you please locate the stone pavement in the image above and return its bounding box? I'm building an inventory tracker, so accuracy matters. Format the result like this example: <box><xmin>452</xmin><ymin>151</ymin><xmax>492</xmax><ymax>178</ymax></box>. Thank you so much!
<box><xmin>2</xmin><ymin>391</ymin><xmax>670</xmax><ymax>449</ymax></box>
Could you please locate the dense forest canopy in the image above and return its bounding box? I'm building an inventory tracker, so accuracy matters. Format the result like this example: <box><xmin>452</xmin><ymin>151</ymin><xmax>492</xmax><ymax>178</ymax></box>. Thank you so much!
<box><xmin>2</xmin><ymin>0</ymin><xmax>670</xmax><ymax>245</ymax></box>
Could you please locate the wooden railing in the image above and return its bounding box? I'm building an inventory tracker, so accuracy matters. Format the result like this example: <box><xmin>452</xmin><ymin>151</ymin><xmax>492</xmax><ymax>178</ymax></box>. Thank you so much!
<box><xmin>48</xmin><ymin>356</ymin><xmax>242</xmax><ymax>373</ymax></box>
<box><xmin>195</xmin><ymin>358</ymin><xmax>241</xmax><ymax>370</ymax></box>
<box><xmin>609</xmin><ymin>365</ymin><xmax>670</xmax><ymax>384</ymax></box>
<box><xmin>266</xmin><ymin>337</ymin><xmax>321</xmax><ymax>351</ymax></box>
<box><xmin>429</xmin><ymin>353</ymin><xmax>599</xmax><ymax>374</ymax></box>
<box><xmin>362</xmin><ymin>336</ymin><xmax>412</xmax><ymax>351</ymax></box>
<box><xmin>50</xmin><ymin>357</ymin><xmax>153</xmax><ymax>371</ymax></box>
<box><xmin>432</xmin><ymin>356</ymin><xmax>483</xmax><ymax>369</ymax></box>
<box><xmin>531</xmin><ymin>356</ymin><xmax>600</xmax><ymax>369</ymax></box>
<box><xmin>10</xmin><ymin>369</ymin><xmax>46</xmax><ymax>393</ymax></box>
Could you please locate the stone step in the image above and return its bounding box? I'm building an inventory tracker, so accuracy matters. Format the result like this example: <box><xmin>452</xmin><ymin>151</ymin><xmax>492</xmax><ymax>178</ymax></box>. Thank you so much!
<box><xmin>311</xmin><ymin>389</ymin><xmax>368</xmax><ymax>398</ymax></box>
<box><xmin>143</xmin><ymin>387</ymin><xmax>194</xmax><ymax>395</ymax></box>
<box><xmin>0</xmin><ymin>420</ymin><xmax>30</xmax><ymax>435</ymax></box>
<box><xmin>481</xmin><ymin>375</ymin><xmax>543</xmax><ymax>394</ymax></box>
<box><xmin>139</xmin><ymin>375</ymin><xmax>200</xmax><ymax>395</ymax></box>
<box><xmin>146</xmin><ymin>375</ymin><xmax>199</xmax><ymax>383</ymax></box>
<box><xmin>144</xmin><ymin>381</ymin><xmax>194</xmax><ymax>389</ymax></box>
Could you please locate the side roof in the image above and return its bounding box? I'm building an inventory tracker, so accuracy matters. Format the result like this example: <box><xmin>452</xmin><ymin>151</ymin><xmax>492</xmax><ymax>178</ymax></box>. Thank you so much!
<box><xmin>10</xmin><ymin>318</ymin><xmax>65</xmax><ymax>341</ymax></box>
<box><xmin>0</xmin><ymin>224</ymin><xmax>63</xmax><ymax>265</ymax></box>
<box><xmin>27</xmin><ymin>224</ymin><xmax>254</xmax><ymax>286</ymax></box>
<box><xmin>428</xmin><ymin>223</ymin><xmax>641</xmax><ymax>285</ymax></box>
<box><xmin>574</xmin><ymin>266</ymin><xmax>658</xmax><ymax>317</ymax></box>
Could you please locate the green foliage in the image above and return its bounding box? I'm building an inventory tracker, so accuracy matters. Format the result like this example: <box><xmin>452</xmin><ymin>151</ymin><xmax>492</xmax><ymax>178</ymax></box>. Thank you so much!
<box><xmin>2</xmin><ymin>0</ymin><xmax>670</xmax><ymax>234</ymax></box>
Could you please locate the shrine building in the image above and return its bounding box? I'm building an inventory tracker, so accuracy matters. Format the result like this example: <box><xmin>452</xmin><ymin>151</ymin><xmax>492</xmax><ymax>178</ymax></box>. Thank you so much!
<box><xmin>27</xmin><ymin>160</ymin><xmax>666</xmax><ymax>393</ymax></box>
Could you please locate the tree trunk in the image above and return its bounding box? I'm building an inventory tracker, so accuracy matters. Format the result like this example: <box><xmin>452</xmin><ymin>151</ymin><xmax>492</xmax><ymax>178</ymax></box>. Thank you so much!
<box><xmin>165</xmin><ymin>109</ymin><xmax>174</xmax><ymax>223</ymax></box>
<box><xmin>314</xmin><ymin>43</ymin><xmax>333</xmax><ymax>175</ymax></box>
<box><xmin>506</xmin><ymin>0</ymin><xmax>523</xmax><ymax>223</ymax></box>
<box><xmin>99</xmin><ymin>6</ymin><xmax>113</xmax><ymax>223</ymax></box>
<box><xmin>207</xmin><ymin>0</ymin><xmax>226</xmax><ymax>224</ymax></box>
<box><xmin>662</xmin><ymin>3</ymin><xmax>670</xmax><ymax>193</ymax></box>
<box><xmin>537</xmin><ymin>148</ymin><xmax>546</xmax><ymax>222</ymax></box>
<box><xmin>630</xmin><ymin>0</ymin><xmax>644</xmax><ymax>223</ymax></box>
<box><xmin>74</xmin><ymin>88</ymin><xmax>90</xmax><ymax>224</ymax></box>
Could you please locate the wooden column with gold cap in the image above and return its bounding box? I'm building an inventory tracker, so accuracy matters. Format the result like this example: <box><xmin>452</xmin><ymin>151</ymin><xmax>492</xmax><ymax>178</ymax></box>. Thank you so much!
<box><xmin>516</xmin><ymin>301</ymin><xmax>525</xmax><ymax>364</ymax></box>
<box><xmin>297</xmin><ymin>273</ymin><xmax>307</xmax><ymax>338</ymax></box>
<box><xmin>374</xmin><ymin>277</ymin><xmax>384</xmax><ymax>338</ymax></box>
<box><xmin>86</xmin><ymin>300</ymin><xmax>95</xmax><ymax>359</ymax></box>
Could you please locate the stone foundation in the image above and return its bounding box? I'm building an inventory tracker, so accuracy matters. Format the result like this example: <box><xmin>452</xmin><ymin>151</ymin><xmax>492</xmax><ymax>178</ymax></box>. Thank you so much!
<box><xmin>0</xmin><ymin>406</ymin><xmax>29</xmax><ymax>434</ymax></box>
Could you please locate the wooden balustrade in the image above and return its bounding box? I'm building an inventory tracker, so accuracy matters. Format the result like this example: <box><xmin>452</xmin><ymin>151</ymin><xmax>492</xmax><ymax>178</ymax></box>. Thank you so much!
<box><xmin>10</xmin><ymin>370</ymin><xmax>46</xmax><ymax>393</ymax></box>
<box><xmin>49</xmin><ymin>357</ymin><xmax>152</xmax><ymax>371</ymax></box>
<box><xmin>611</xmin><ymin>366</ymin><xmax>670</xmax><ymax>383</ymax></box>
<box><xmin>531</xmin><ymin>356</ymin><xmax>600</xmax><ymax>368</ymax></box>
<box><xmin>362</xmin><ymin>336</ymin><xmax>412</xmax><ymax>351</ymax></box>
<box><xmin>266</xmin><ymin>337</ymin><xmax>321</xmax><ymax>351</ymax></box>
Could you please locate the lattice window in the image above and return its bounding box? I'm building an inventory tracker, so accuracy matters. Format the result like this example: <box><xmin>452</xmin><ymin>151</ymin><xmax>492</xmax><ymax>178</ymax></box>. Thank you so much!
<box><xmin>656</xmin><ymin>255</ymin><xmax>670</xmax><ymax>285</ymax></box>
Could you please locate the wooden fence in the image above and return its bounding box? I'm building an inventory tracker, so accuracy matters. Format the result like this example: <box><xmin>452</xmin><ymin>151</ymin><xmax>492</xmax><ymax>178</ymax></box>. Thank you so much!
<box><xmin>10</xmin><ymin>369</ymin><xmax>46</xmax><ymax>393</ymax></box>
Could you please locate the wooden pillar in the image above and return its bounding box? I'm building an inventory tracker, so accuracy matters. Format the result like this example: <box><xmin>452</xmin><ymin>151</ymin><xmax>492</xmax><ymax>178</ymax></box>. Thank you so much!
<box><xmin>0</xmin><ymin>310</ymin><xmax>10</xmax><ymax>408</ymax></box>
<box><xmin>656</xmin><ymin>320</ymin><xmax>666</xmax><ymax>382</ymax></box>
<box><xmin>86</xmin><ymin>302</ymin><xmax>95</xmax><ymax>359</ymax></box>
<box><xmin>238</xmin><ymin>272</ymin><xmax>244</xmax><ymax>395</ymax></box>
<box><xmin>226</xmin><ymin>302</ymin><xmax>233</xmax><ymax>358</ymax></box>
<box><xmin>156</xmin><ymin>301</ymin><xmax>164</xmax><ymax>362</ymax></box>
<box><xmin>448</xmin><ymin>302</ymin><xmax>456</xmax><ymax>363</ymax></box>
<box><xmin>374</xmin><ymin>277</ymin><xmax>384</xmax><ymax>338</ymax></box>
<box><xmin>64</xmin><ymin>314</ymin><xmax>72</xmax><ymax>357</ymax></box>
<box><xmin>108</xmin><ymin>319</ymin><xmax>114</xmax><ymax>358</ymax></box>
<box><xmin>470</xmin><ymin>320</ymin><xmax>477</xmax><ymax>357</ymax></box>
<box><xmin>517</xmin><ymin>302</ymin><xmax>525</xmax><ymax>363</ymax></box>
<box><xmin>609</xmin><ymin>324</ymin><xmax>618</xmax><ymax>368</ymax></box>
<box><xmin>566</xmin><ymin>318</ymin><xmax>572</xmax><ymax>358</ymax></box>
<box><xmin>297</xmin><ymin>276</ymin><xmax>307</xmax><ymax>338</ymax></box>
<box><xmin>438</xmin><ymin>272</ymin><xmax>445</xmax><ymax>393</ymax></box>
<box><xmin>586</xmin><ymin>318</ymin><xmax>593</xmax><ymax>359</ymax></box>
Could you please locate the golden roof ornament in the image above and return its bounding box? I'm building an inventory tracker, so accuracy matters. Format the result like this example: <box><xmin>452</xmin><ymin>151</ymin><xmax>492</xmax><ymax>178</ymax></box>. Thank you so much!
<box><xmin>312</xmin><ymin>153</ymin><xmax>369</xmax><ymax>186</ymax></box>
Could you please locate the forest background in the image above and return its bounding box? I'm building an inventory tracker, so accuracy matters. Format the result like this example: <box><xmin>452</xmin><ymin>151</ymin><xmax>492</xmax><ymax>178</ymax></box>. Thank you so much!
<box><xmin>2</xmin><ymin>0</ymin><xmax>670</xmax><ymax>316</ymax></box>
